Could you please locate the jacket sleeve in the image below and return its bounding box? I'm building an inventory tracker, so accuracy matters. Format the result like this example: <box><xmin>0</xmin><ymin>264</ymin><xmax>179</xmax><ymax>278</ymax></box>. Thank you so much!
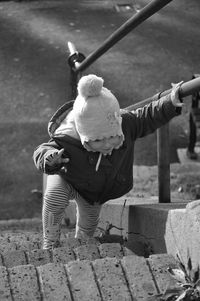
<box><xmin>129</xmin><ymin>93</ymin><xmax>181</xmax><ymax>140</ymax></box>
<box><xmin>33</xmin><ymin>139</ymin><xmax>63</xmax><ymax>174</ymax></box>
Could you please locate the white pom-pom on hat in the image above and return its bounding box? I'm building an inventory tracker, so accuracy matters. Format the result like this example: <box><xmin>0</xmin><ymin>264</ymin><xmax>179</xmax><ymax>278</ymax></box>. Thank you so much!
<box><xmin>77</xmin><ymin>74</ymin><xmax>104</xmax><ymax>98</ymax></box>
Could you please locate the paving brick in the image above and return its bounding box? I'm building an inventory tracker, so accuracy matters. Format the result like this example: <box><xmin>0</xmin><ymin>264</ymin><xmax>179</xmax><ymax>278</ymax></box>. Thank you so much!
<box><xmin>98</xmin><ymin>243</ymin><xmax>124</xmax><ymax>258</ymax></box>
<box><xmin>0</xmin><ymin>266</ymin><xmax>12</xmax><ymax>300</ymax></box>
<box><xmin>17</xmin><ymin>240</ymin><xmax>39</xmax><ymax>251</ymax></box>
<box><xmin>0</xmin><ymin>237</ymin><xmax>8</xmax><ymax>244</ymax></box>
<box><xmin>92</xmin><ymin>257</ymin><xmax>132</xmax><ymax>300</ymax></box>
<box><xmin>9</xmin><ymin>264</ymin><xmax>41</xmax><ymax>300</ymax></box>
<box><xmin>0</xmin><ymin>240</ymin><xmax>17</xmax><ymax>254</ymax></box>
<box><xmin>8</xmin><ymin>233</ymin><xmax>28</xmax><ymax>242</ymax></box>
<box><xmin>27</xmin><ymin>233</ymin><xmax>42</xmax><ymax>248</ymax></box>
<box><xmin>66</xmin><ymin>260</ymin><xmax>101</xmax><ymax>301</ymax></box>
<box><xmin>27</xmin><ymin>249</ymin><xmax>51</xmax><ymax>266</ymax></box>
<box><xmin>77</xmin><ymin>237</ymin><xmax>101</xmax><ymax>246</ymax></box>
<box><xmin>74</xmin><ymin>244</ymin><xmax>100</xmax><ymax>261</ymax></box>
<box><xmin>121</xmin><ymin>255</ymin><xmax>157</xmax><ymax>300</ymax></box>
<box><xmin>37</xmin><ymin>263</ymin><xmax>72</xmax><ymax>301</ymax></box>
<box><xmin>61</xmin><ymin>236</ymin><xmax>80</xmax><ymax>249</ymax></box>
<box><xmin>0</xmin><ymin>234</ymin><xmax>8</xmax><ymax>239</ymax></box>
<box><xmin>8</xmin><ymin>233</ymin><xmax>39</xmax><ymax>250</ymax></box>
<box><xmin>53</xmin><ymin>247</ymin><xmax>75</xmax><ymax>264</ymax></box>
<box><xmin>3</xmin><ymin>250</ymin><xmax>27</xmax><ymax>268</ymax></box>
<box><xmin>148</xmin><ymin>254</ymin><xmax>179</xmax><ymax>293</ymax></box>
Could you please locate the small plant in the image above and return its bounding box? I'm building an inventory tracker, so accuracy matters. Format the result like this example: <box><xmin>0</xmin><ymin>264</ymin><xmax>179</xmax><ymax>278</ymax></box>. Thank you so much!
<box><xmin>158</xmin><ymin>255</ymin><xmax>200</xmax><ymax>301</ymax></box>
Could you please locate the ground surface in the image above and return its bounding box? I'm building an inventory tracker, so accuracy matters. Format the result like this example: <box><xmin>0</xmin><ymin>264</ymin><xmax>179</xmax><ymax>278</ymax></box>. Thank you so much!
<box><xmin>0</xmin><ymin>0</ymin><xmax>200</xmax><ymax>219</ymax></box>
<box><xmin>0</xmin><ymin>224</ymin><xmax>180</xmax><ymax>301</ymax></box>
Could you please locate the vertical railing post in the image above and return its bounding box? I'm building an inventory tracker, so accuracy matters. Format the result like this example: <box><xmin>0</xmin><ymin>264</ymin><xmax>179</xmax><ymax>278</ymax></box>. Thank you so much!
<box><xmin>67</xmin><ymin>42</ymin><xmax>85</xmax><ymax>99</ymax></box>
<box><xmin>157</xmin><ymin>124</ymin><xmax>171</xmax><ymax>203</ymax></box>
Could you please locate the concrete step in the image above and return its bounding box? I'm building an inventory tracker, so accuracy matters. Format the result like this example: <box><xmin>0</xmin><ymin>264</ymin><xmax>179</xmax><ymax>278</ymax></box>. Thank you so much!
<box><xmin>0</xmin><ymin>229</ymin><xmax>135</xmax><ymax>268</ymax></box>
<box><xmin>0</xmin><ymin>253</ymin><xmax>180</xmax><ymax>301</ymax></box>
<box><xmin>0</xmin><ymin>219</ymin><xmax>183</xmax><ymax>300</ymax></box>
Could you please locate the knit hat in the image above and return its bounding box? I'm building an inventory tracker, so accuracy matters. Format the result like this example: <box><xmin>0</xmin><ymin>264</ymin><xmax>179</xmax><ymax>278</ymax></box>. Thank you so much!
<box><xmin>73</xmin><ymin>74</ymin><xmax>124</xmax><ymax>145</ymax></box>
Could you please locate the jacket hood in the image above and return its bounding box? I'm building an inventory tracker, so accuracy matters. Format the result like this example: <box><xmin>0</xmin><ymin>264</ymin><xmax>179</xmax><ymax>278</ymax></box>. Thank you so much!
<box><xmin>48</xmin><ymin>100</ymin><xmax>74</xmax><ymax>138</ymax></box>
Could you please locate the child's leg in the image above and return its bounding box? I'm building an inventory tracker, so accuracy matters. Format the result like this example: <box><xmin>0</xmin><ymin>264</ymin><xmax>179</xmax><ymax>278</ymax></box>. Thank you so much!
<box><xmin>42</xmin><ymin>174</ymin><xmax>73</xmax><ymax>249</ymax></box>
<box><xmin>74</xmin><ymin>193</ymin><xmax>102</xmax><ymax>239</ymax></box>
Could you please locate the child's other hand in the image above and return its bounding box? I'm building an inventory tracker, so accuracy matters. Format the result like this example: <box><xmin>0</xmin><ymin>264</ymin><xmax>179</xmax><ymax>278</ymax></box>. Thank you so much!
<box><xmin>45</xmin><ymin>149</ymin><xmax>69</xmax><ymax>167</ymax></box>
<box><xmin>171</xmin><ymin>81</ymin><xmax>184</xmax><ymax>107</ymax></box>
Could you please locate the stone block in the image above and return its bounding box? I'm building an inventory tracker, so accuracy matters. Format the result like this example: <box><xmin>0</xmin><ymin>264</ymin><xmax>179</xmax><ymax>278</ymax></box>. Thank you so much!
<box><xmin>0</xmin><ymin>266</ymin><xmax>12</xmax><ymax>300</ymax></box>
<box><xmin>27</xmin><ymin>233</ymin><xmax>42</xmax><ymax>248</ymax></box>
<box><xmin>53</xmin><ymin>247</ymin><xmax>75</xmax><ymax>264</ymax></box>
<box><xmin>121</xmin><ymin>255</ymin><xmax>157</xmax><ymax>299</ymax></box>
<box><xmin>9</xmin><ymin>264</ymin><xmax>41</xmax><ymax>300</ymax></box>
<box><xmin>77</xmin><ymin>236</ymin><xmax>101</xmax><ymax>246</ymax></box>
<box><xmin>8</xmin><ymin>233</ymin><xmax>39</xmax><ymax>250</ymax></box>
<box><xmin>0</xmin><ymin>240</ymin><xmax>17</xmax><ymax>254</ymax></box>
<box><xmin>92</xmin><ymin>257</ymin><xmax>132</xmax><ymax>300</ymax></box>
<box><xmin>61</xmin><ymin>236</ymin><xmax>80</xmax><ymax>249</ymax></box>
<box><xmin>8</xmin><ymin>233</ymin><xmax>28</xmax><ymax>243</ymax></box>
<box><xmin>66</xmin><ymin>260</ymin><xmax>101</xmax><ymax>301</ymax></box>
<box><xmin>165</xmin><ymin>200</ymin><xmax>200</xmax><ymax>272</ymax></box>
<box><xmin>165</xmin><ymin>208</ymin><xmax>186</xmax><ymax>263</ymax></box>
<box><xmin>18</xmin><ymin>240</ymin><xmax>40</xmax><ymax>251</ymax></box>
<box><xmin>184</xmin><ymin>200</ymin><xmax>200</xmax><ymax>271</ymax></box>
<box><xmin>27</xmin><ymin>249</ymin><xmax>51</xmax><ymax>266</ymax></box>
<box><xmin>37</xmin><ymin>263</ymin><xmax>72</xmax><ymax>300</ymax></box>
<box><xmin>98</xmin><ymin>243</ymin><xmax>124</xmax><ymax>258</ymax></box>
<box><xmin>3</xmin><ymin>250</ymin><xmax>27</xmax><ymax>268</ymax></box>
<box><xmin>148</xmin><ymin>254</ymin><xmax>179</xmax><ymax>293</ymax></box>
<box><xmin>74</xmin><ymin>244</ymin><xmax>100</xmax><ymax>261</ymax></box>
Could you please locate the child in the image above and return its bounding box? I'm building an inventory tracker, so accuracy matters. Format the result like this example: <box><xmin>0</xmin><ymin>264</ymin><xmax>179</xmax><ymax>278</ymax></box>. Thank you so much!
<box><xmin>33</xmin><ymin>74</ymin><xmax>183</xmax><ymax>249</ymax></box>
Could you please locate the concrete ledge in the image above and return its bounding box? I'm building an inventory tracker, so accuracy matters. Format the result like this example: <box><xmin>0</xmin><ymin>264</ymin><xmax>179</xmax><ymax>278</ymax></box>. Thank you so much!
<box><xmin>128</xmin><ymin>202</ymin><xmax>187</xmax><ymax>255</ymax></box>
<box><xmin>131</xmin><ymin>200</ymin><xmax>200</xmax><ymax>272</ymax></box>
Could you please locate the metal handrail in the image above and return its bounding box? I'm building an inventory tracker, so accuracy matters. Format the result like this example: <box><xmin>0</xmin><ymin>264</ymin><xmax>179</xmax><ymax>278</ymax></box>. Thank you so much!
<box><xmin>73</xmin><ymin>0</ymin><xmax>174</xmax><ymax>73</ymax></box>
<box><xmin>126</xmin><ymin>76</ymin><xmax>200</xmax><ymax>111</ymax></box>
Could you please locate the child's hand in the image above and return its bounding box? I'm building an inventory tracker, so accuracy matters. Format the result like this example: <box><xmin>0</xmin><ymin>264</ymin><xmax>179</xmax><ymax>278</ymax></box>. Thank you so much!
<box><xmin>171</xmin><ymin>81</ymin><xmax>184</xmax><ymax>107</ymax></box>
<box><xmin>45</xmin><ymin>149</ymin><xmax>69</xmax><ymax>167</ymax></box>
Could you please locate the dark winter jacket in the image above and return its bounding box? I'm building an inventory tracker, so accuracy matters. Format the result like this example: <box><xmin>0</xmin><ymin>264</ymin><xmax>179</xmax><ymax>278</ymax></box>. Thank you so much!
<box><xmin>33</xmin><ymin>94</ymin><xmax>180</xmax><ymax>204</ymax></box>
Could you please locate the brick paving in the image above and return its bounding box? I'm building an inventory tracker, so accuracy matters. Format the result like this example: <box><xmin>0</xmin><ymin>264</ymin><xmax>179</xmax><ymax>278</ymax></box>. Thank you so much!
<box><xmin>0</xmin><ymin>219</ymin><xmax>181</xmax><ymax>301</ymax></box>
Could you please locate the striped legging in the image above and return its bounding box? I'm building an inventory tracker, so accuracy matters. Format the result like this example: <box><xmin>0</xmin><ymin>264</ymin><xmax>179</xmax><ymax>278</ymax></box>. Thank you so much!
<box><xmin>43</xmin><ymin>174</ymin><xmax>102</xmax><ymax>244</ymax></box>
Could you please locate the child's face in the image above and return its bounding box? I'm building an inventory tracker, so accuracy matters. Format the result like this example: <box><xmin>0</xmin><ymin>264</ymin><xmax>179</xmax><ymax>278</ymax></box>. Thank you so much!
<box><xmin>87</xmin><ymin>135</ymin><xmax>123</xmax><ymax>155</ymax></box>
